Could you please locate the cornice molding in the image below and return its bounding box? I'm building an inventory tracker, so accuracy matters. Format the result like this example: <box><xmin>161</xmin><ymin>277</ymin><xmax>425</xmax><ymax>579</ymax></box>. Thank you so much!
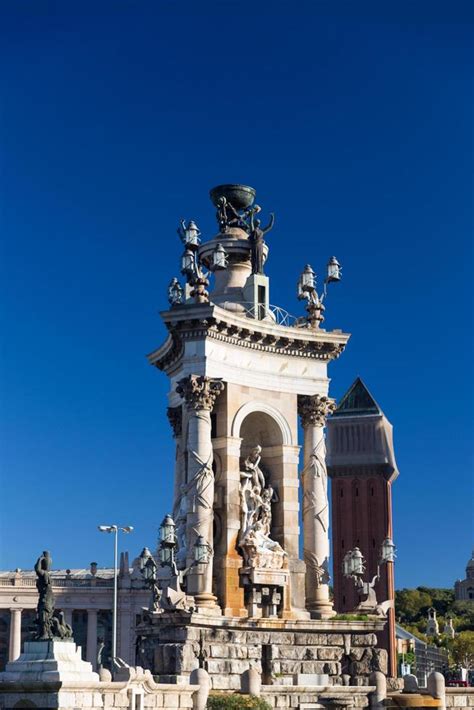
<box><xmin>147</xmin><ymin>304</ymin><xmax>350</xmax><ymax>373</ymax></box>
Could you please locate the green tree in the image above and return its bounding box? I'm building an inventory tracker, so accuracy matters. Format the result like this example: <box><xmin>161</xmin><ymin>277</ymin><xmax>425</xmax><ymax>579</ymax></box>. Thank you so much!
<box><xmin>451</xmin><ymin>631</ymin><xmax>474</xmax><ymax>669</ymax></box>
<box><xmin>396</xmin><ymin>588</ymin><xmax>433</xmax><ymax>622</ymax></box>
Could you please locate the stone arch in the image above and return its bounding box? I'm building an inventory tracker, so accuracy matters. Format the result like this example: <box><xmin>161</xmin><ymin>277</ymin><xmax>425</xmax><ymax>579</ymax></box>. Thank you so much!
<box><xmin>231</xmin><ymin>402</ymin><xmax>292</xmax><ymax>446</ymax></box>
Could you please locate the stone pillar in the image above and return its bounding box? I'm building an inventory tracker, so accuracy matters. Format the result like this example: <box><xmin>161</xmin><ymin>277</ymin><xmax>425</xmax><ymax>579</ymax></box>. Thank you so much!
<box><xmin>298</xmin><ymin>394</ymin><xmax>336</xmax><ymax>618</ymax></box>
<box><xmin>8</xmin><ymin>608</ymin><xmax>22</xmax><ymax>661</ymax></box>
<box><xmin>86</xmin><ymin>609</ymin><xmax>98</xmax><ymax>670</ymax></box>
<box><xmin>63</xmin><ymin>608</ymin><xmax>73</xmax><ymax>627</ymax></box>
<box><xmin>177</xmin><ymin>374</ymin><xmax>224</xmax><ymax>608</ymax></box>
<box><xmin>167</xmin><ymin>405</ymin><xmax>184</xmax><ymax>512</ymax></box>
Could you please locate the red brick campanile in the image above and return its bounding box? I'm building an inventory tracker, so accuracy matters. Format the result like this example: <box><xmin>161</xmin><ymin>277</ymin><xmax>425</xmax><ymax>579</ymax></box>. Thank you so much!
<box><xmin>326</xmin><ymin>378</ymin><xmax>398</xmax><ymax>678</ymax></box>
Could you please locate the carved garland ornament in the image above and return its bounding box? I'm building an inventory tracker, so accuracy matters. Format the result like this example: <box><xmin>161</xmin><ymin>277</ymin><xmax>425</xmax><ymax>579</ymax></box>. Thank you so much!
<box><xmin>176</xmin><ymin>374</ymin><xmax>224</xmax><ymax>411</ymax></box>
<box><xmin>298</xmin><ymin>394</ymin><xmax>336</xmax><ymax>428</ymax></box>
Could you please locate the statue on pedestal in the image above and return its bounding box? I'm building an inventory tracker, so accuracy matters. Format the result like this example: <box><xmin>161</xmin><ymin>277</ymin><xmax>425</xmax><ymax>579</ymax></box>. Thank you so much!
<box><xmin>249</xmin><ymin>210</ymin><xmax>275</xmax><ymax>275</ymax></box>
<box><xmin>33</xmin><ymin>551</ymin><xmax>73</xmax><ymax>640</ymax></box>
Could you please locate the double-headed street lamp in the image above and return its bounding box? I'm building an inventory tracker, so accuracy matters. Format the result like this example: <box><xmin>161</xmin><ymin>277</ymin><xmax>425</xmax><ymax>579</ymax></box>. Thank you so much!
<box><xmin>297</xmin><ymin>257</ymin><xmax>342</xmax><ymax>328</ymax></box>
<box><xmin>342</xmin><ymin>537</ymin><xmax>396</xmax><ymax>613</ymax></box>
<box><xmin>98</xmin><ymin>524</ymin><xmax>133</xmax><ymax>669</ymax></box>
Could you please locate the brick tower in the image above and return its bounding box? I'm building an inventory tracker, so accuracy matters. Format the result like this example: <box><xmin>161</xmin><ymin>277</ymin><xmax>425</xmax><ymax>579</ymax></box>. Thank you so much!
<box><xmin>326</xmin><ymin>377</ymin><xmax>398</xmax><ymax>677</ymax></box>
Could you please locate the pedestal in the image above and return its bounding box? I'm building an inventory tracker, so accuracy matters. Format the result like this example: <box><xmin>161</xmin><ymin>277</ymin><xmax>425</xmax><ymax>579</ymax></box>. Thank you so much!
<box><xmin>1</xmin><ymin>640</ymin><xmax>100</xmax><ymax>682</ymax></box>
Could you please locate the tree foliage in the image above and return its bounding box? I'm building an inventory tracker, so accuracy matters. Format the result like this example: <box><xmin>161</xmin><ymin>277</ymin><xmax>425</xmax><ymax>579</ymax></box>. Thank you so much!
<box><xmin>450</xmin><ymin>631</ymin><xmax>474</xmax><ymax>669</ymax></box>
<box><xmin>395</xmin><ymin>587</ymin><xmax>473</xmax><ymax>651</ymax></box>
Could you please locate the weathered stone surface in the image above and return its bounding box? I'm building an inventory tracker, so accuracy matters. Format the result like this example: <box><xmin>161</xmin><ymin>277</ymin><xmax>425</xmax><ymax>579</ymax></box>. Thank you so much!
<box><xmin>317</xmin><ymin>647</ymin><xmax>343</xmax><ymax>660</ymax></box>
<box><xmin>326</xmin><ymin>634</ymin><xmax>344</xmax><ymax>646</ymax></box>
<box><xmin>212</xmin><ymin>673</ymin><xmax>242</xmax><ymax>690</ymax></box>
<box><xmin>294</xmin><ymin>633</ymin><xmax>328</xmax><ymax>645</ymax></box>
<box><xmin>351</xmin><ymin>633</ymin><xmax>378</xmax><ymax>646</ymax></box>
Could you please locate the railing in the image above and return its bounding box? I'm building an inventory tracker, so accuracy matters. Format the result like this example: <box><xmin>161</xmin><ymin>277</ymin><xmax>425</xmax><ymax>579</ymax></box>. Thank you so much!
<box><xmin>219</xmin><ymin>301</ymin><xmax>302</xmax><ymax>328</ymax></box>
<box><xmin>0</xmin><ymin>576</ymin><xmax>114</xmax><ymax>588</ymax></box>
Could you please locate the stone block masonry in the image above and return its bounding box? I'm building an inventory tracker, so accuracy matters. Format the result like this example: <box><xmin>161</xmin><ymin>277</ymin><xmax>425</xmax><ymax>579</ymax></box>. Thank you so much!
<box><xmin>138</xmin><ymin>612</ymin><xmax>387</xmax><ymax>691</ymax></box>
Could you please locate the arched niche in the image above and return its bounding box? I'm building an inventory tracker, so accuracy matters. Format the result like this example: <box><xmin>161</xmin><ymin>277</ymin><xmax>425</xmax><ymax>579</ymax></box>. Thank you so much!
<box><xmin>231</xmin><ymin>402</ymin><xmax>292</xmax><ymax>447</ymax></box>
<box><xmin>233</xmin><ymin>405</ymin><xmax>292</xmax><ymax>551</ymax></box>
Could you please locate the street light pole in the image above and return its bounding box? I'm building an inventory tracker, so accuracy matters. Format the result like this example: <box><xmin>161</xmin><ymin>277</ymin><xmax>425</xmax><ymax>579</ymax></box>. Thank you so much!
<box><xmin>98</xmin><ymin>524</ymin><xmax>133</xmax><ymax>670</ymax></box>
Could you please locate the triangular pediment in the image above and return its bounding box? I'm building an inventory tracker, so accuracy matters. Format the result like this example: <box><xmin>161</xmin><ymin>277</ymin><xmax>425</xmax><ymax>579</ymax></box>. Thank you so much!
<box><xmin>333</xmin><ymin>377</ymin><xmax>381</xmax><ymax>417</ymax></box>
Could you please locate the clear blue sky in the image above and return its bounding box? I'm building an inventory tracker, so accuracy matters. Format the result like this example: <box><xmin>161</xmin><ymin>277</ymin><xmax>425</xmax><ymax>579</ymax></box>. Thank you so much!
<box><xmin>1</xmin><ymin>1</ymin><xmax>472</xmax><ymax>589</ymax></box>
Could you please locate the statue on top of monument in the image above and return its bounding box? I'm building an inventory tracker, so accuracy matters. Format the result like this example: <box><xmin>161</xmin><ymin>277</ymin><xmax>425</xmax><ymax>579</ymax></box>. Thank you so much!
<box><xmin>249</xmin><ymin>209</ymin><xmax>275</xmax><ymax>275</ymax></box>
<box><xmin>216</xmin><ymin>196</ymin><xmax>245</xmax><ymax>233</ymax></box>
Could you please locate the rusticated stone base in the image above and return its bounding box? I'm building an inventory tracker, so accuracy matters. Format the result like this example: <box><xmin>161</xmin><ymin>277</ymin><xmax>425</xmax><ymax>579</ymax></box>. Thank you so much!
<box><xmin>136</xmin><ymin>611</ymin><xmax>388</xmax><ymax>691</ymax></box>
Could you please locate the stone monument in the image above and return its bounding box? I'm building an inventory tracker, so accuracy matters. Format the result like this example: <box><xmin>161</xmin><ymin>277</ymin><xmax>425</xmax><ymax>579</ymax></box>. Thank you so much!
<box><xmin>1</xmin><ymin>551</ymin><xmax>99</xmax><ymax>683</ymax></box>
<box><xmin>138</xmin><ymin>184</ymin><xmax>390</xmax><ymax>689</ymax></box>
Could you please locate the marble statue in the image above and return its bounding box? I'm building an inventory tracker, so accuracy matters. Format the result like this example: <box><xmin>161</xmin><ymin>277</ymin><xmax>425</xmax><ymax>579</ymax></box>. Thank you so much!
<box><xmin>238</xmin><ymin>445</ymin><xmax>286</xmax><ymax>569</ymax></box>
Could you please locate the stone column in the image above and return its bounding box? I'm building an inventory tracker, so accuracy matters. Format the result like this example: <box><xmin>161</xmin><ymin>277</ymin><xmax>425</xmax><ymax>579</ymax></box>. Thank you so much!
<box><xmin>8</xmin><ymin>608</ymin><xmax>22</xmax><ymax>661</ymax></box>
<box><xmin>86</xmin><ymin>609</ymin><xmax>98</xmax><ymax>670</ymax></box>
<box><xmin>167</xmin><ymin>405</ymin><xmax>184</xmax><ymax>513</ymax></box>
<box><xmin>63</xmin><ymin>608</ymin><xmax>73</xmax><ymax>627</ymax></box>
<box><xmin>298</xmin><ymin>394</ymin><xmax>336</xmax><ymax>618</ymax></box>
<box><xmin>177</xmin><ymin>374</ymin><xmax>224</xmax><ymax>608</ymax></box>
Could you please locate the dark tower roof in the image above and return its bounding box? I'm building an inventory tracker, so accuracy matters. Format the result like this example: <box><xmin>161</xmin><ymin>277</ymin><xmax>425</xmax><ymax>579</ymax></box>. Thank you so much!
<box><xmin>332</xmin><ymin>377</ymin><xmax>381</xmax><ymax>417</ymax></box>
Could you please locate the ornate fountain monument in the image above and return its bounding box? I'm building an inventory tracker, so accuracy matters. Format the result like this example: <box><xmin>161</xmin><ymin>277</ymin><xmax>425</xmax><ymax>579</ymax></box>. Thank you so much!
<box><xmin>137</xmin><ymin>184</ymin><xmax>389</xmax><ymax>689</ymax></box>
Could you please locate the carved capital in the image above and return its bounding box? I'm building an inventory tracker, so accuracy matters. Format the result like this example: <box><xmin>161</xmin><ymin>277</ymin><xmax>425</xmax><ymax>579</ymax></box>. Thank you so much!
<box><xmin>176</xmin><ymin>375</ymin><xmax>224</xmax><ymax>411</ymax></box>
<box><xmin>167</xmin><ymin>405</ymin><xmax>182</xmax><ymax>437</ymax></box>
<box><xmin>298</xmin><ymin>394</ymin><xmax>336</xmax><ymax>428</ymax></box>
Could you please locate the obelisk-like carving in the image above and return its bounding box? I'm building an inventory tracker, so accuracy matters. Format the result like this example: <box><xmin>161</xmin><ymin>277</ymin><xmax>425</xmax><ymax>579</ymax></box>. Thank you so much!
<box><xmin>298</xmin><ymin>394</ymin><xmax>336</xmax><ymax>618</ymax></box>
<box><xmin>176</xmin><ymin>375</ymin><xmax>224</xmax><ymax>608</ymax></box>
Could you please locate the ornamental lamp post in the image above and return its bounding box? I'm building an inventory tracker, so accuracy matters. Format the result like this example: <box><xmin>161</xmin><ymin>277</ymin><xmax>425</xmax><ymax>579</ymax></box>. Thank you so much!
<box><xmin>297</xmin><ymin>258</ymin><xmax>342</xmax><ymax>329</ymax></box>
<box><xmin>297</xmin><ymin>264</ymin><xmax>316</xmax><ymax>300</ymax></box>
<box><xmin>194</xmin><ymin>535</ymin><xmax>212</xmax><ymax>565</ymax></box>
<box><xmin>158</xmin><ymin>515</ymin><xmax>178</xmax><ymax>572</ymax></box>
<box><xmin>326</xmin><ymin>256</ymin><xmax>342</xmax><ymax>283</ymax></box>
<box><xmin>181</xmin><ymin>248</ymin><xmax>196</xmax><ymax>279</ymax></box>
<box><xmin>211</xmin><ymin>243</ymin><xmax>228</xmax><ymax>271</ymax></box>
<box><xmin>183</xmin><ymin>220</ymin><xmax>201</xmax><ymax>248</ymax></box>
<box><xmin>97</xmin><ymin>524</ymin><xmax>133</xmax><ymax>671</ymax></box>
<box><xmin>379</xmin><ymin>537</ymin><xmax>396</xmax><ymax>565</ymax></box>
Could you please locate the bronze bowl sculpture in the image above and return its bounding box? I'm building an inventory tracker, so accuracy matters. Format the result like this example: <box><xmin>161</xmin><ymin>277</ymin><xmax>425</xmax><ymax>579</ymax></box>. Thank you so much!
<box><xmin>209</xmin><ymin>184</ymin><xmax>256</xmax><ymax>210</ymax></box>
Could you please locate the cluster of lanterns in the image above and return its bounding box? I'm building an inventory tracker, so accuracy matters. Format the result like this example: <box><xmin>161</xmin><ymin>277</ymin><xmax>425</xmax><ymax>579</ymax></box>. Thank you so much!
<box><xmin>158</xmin><ymin>514</ymin><xmax>211</xmax><ymax>569</ymax></box>
<box><xmin>297</xmin><ymin>257</ymin><xmax>341</xmax><ymax>304</ymax></box>
<box><xmin>180</xmin><ymin>221</ymin><xmax>228</xmax><ymax>281</ymax></box>
<box><xmin>169</xmin><ymin>219</ymin><xmax>343</xmax><ymax>325</ymax></box>
<box><xmin>342</xmin><ymin>537</ymin><xmax>396</xmax><ymax>579</ymax></box>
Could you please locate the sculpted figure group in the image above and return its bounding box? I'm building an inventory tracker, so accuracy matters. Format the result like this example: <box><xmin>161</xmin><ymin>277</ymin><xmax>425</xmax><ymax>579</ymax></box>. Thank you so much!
<box><xmin>238</xmin><ymin>445</ymin><xmax>286</xmax><ymax>569</ymax></box>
